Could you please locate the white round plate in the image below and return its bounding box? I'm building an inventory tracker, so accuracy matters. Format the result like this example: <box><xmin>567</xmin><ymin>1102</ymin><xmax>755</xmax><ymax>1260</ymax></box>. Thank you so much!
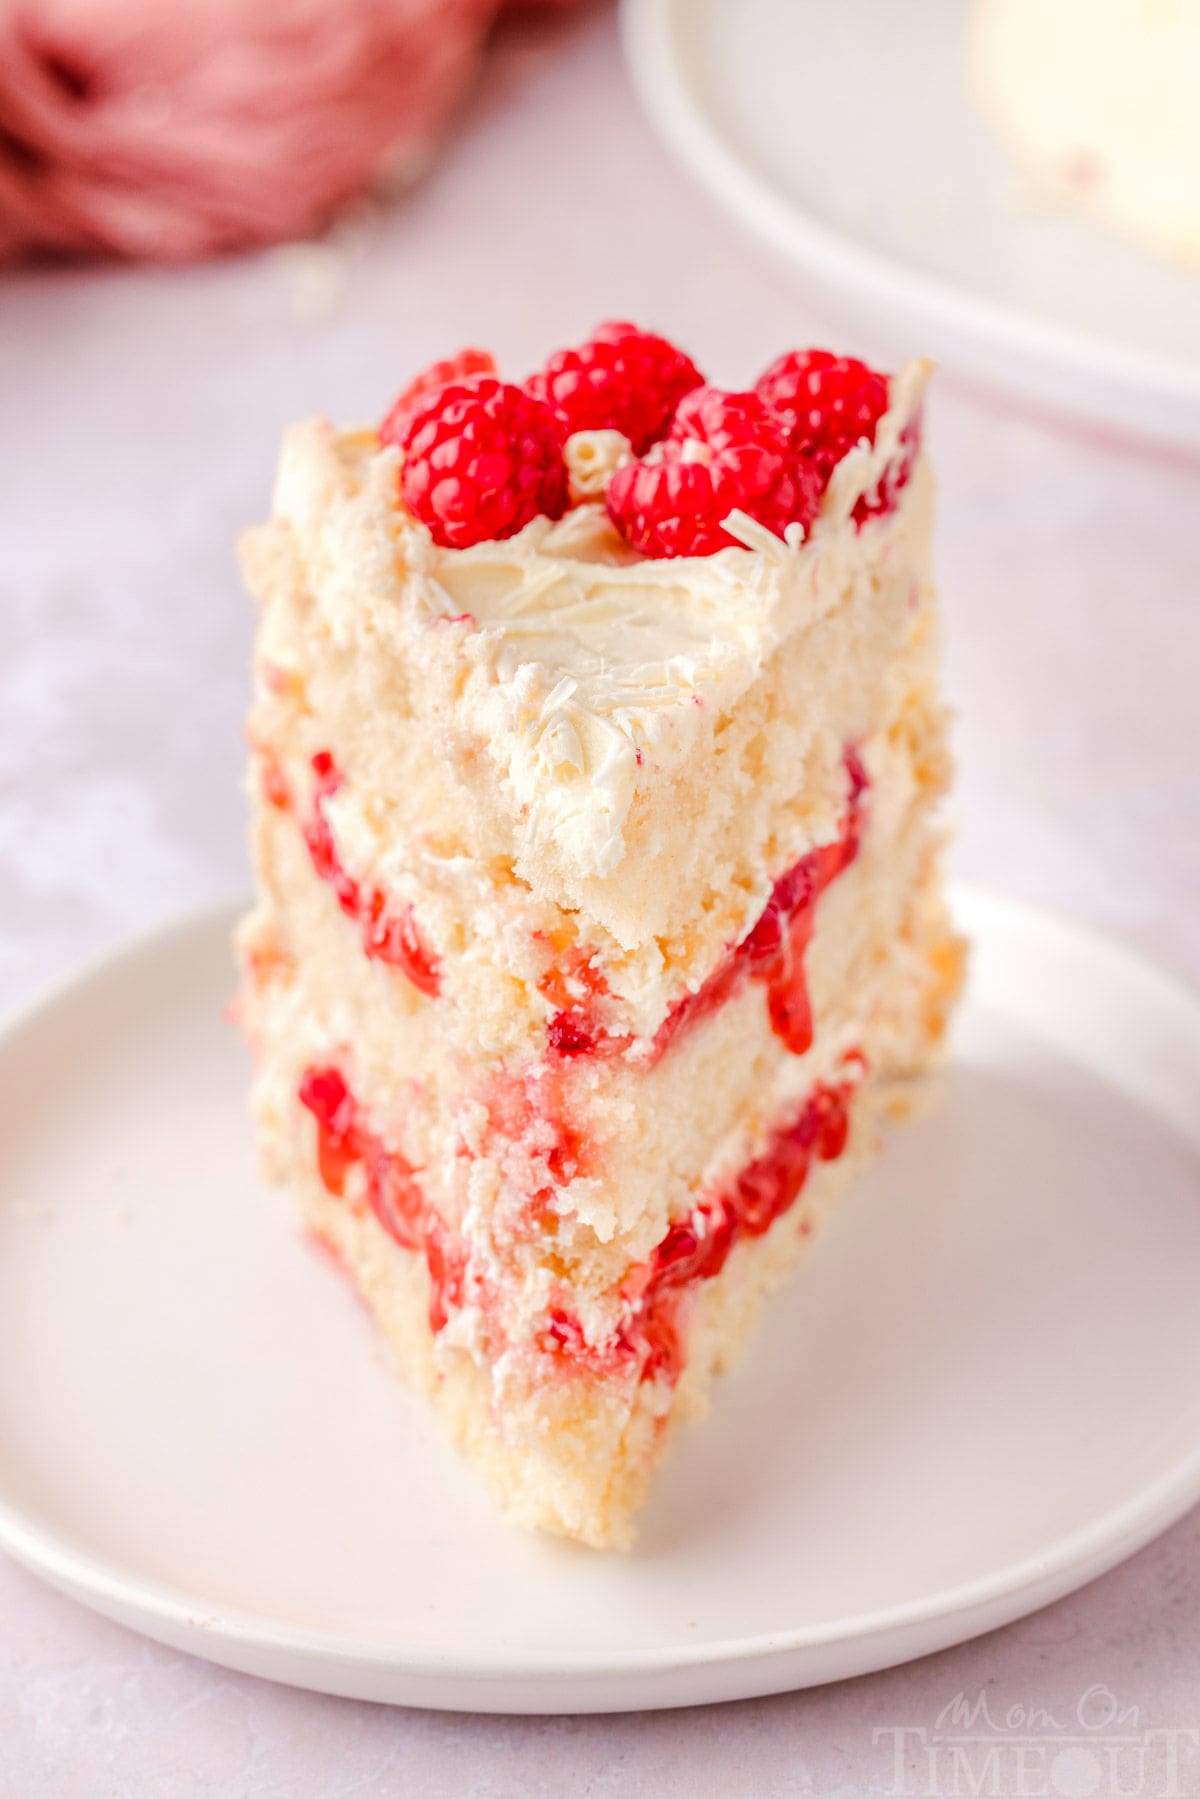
<box><xmin>0</xmin><ymin>890</ymin><xmax>1198</xmax><ymax>1714</ymax></box>
<box><xmin>622</xmin><ymin>0</ymin><xmax>1200</xmax><ymax>450</ymax></box>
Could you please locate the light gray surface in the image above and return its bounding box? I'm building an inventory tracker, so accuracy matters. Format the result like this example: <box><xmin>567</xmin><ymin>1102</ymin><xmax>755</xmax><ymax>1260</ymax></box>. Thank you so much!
<box><xmin>2</xmin><ymin>7</ymin><xmax>1198</xmax><ymax>1792</ymax></box>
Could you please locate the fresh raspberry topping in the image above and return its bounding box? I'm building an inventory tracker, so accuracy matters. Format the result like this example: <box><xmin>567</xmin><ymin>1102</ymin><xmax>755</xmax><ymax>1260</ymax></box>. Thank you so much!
<box><xmin>607</xmin><ymin>386</ymin><xmax>824</xmax><ymax>558</ymax></box>
<box><xmin>398</xmin><ymin>377</ymin><xmax>567</xmax><ymax>549</ymax></box>
<box><xmin>756</xmin><ymin>350</ymin><xmax>920</xmax><ymax>521</ymax></box>
<box><xmin>527</xmin><ymin>320</ymin><xmax>703</xmax><ymax>455</ymax></box>
<box><xmin>755</xmin><ymin>349</ymin><xmax>890</xmax><ymax>484</ymax></box>
<box><xmin>855</xmin><ymin>417</ymin><xmax>922</xmax><ymax>522</ymax></box>
<box><xmin>379</xmin><ymin>348</ymin><xmax>497</xmax><ymax>450</ymax></box>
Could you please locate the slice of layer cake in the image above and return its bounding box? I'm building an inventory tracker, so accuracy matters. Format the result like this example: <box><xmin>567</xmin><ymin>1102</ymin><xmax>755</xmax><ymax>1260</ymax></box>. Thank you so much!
<box><xmin>237</xmin><ymin>324</ymin><xmax>964</xmax><ymax>1548</ymax></box>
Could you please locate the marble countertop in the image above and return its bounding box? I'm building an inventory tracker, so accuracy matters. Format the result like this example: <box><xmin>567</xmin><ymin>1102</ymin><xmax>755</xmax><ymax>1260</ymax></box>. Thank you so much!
<box><xmin>2</xmin><ymin>8</ymin><xmax>1198</xmax><ymax>1792</ymax></box>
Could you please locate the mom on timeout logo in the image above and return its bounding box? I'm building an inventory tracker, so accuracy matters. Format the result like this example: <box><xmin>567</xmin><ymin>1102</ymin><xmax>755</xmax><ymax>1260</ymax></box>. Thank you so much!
<box><xmin>872</xmin><ymin>1683</ymin><xmax>1200</xmax><ymax>1797</ymax></box>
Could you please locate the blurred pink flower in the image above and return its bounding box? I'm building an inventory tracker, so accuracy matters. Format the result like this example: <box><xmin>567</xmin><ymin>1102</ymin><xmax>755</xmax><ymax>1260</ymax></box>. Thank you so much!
<box><xmin>0</xmin><ymin>0</ymin><xmax>577</xmax><ymax>262</ymax></box>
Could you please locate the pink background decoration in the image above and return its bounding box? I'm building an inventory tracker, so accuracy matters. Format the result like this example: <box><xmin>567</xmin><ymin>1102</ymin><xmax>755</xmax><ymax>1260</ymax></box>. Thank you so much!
<box><xmin>0</xmin><ymin>0</ymin><xmax>580</xmax><ymax>261</ymax></box>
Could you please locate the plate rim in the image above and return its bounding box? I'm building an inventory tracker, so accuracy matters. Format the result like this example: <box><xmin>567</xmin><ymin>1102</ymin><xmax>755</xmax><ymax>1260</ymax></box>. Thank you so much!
<box><xmin>620</xmin><ymin>0</ymin><xmax>1200</xmax><ymax>450</ymax></box>
<box><xmin>1</xmin><ymin>885</ymin><xmax>1199</xmax><ymax>1707</ymax></box>
<box><xmin>2</xmin><ymin>1428</ymin><xmax>1200</xmax><ymax>1688</ymax></box>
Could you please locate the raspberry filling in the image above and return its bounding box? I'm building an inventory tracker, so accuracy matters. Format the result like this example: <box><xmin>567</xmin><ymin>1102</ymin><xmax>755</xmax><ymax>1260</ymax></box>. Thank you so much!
<box><xmin>549</xmin><ymin>749</ymin><xmax>868</xmax><ymax>1063</ymax></box>
<box><xmin>299</xmin><ymin>1063</ymin><xmax>583</xmax><ymax>1334</ymax></box>
<box><xmin>259</xmin><ymin>750</ymin><xmax>291</xmax><ymax>811</ymax></box>
<box><xmin>301</xmin><ymin>752</ymin><xmax>441</xmax><ymax>997</ymax></box>
<box><xmin>299</xmin><ymin>1066</ymin><xmax>465</xmax><ymax>1333</ymax></box>
<box><xmin>542</xmin><ymin>1066</ymin><xmax>860</xmax><ymax>1385</ymax></box>
<box><xmin>481</xmin><ymin>1068</ymin><xmax>587</xmax><ymax>1193</ymax></box>
<box><xmin>300</xmin><ymin>1057</ymin><xmax>859</xmax><ymax>1391</ymax></box>
<box><xmin>278</xmin><ymin>742</ymin><xmax>861</xmax><ymax>1066</ymax></box>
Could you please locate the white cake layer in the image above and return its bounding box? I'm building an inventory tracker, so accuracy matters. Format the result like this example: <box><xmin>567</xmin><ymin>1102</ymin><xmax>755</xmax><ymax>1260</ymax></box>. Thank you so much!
<box><xmin>270</xmin><ymin>1077</ymin><xmax>895</xmax><ymax>1548</ymax></box>
<box><xmin>239</xmin><ymin>707</ymin><xmax>960</xmax><ymax>1357</ymax></box>
<box><xmin>248</xmin><ymin>871</ymin><xmax>957</xmax><ymax>1548</ymax></box>
<box><xmin>242</xmin><ymin>522</ymin><xmax>943</xmax><ymax>1064</ymax></box>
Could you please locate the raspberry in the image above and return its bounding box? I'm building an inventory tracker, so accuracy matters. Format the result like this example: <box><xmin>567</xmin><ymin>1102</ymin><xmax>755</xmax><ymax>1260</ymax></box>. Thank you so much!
<box><xmin>755</xmin><ymin>348</ymin><xmax>890</xmax><ymax>484</ymax></box>
<box><xmin>527</xmin><ymin>320</ymin><xmax>703</xmax><ymax>455</ymax></box>
<box><xmin>854</xmin><ymin>416</ymin><xmax>922</xmax><ymax>522</ymax></box>
<box><xmin>606</xmin><ymin>386</ymin><xmax>823</xmax><ymax>558</ymax></box>
<box><xmin>380</xmin><ymin>348</ymin><xmax>496</xmax><ymax>450</ymax></box>
<box><xmin>399</xmin><ymin>377</ymin><xmax>567</xmax><ymax>549</ymax></box>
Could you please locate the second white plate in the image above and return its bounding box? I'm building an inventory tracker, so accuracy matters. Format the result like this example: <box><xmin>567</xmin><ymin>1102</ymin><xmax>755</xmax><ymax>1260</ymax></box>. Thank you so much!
<box><xmin>0</xmin><ymin>890</ymin><xmax>1198</xmax><ymax>1711</ymax></box>
<box><xmin>623</xmin><ymin>0</ymin><xmax>1200</xmax><ymax>449</ymax></box>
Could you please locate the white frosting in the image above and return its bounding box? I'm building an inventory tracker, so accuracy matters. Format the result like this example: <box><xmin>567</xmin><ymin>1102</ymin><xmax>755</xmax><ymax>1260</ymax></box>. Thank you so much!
<box><xmin>438</xmin><ymin>529</ymin><xmax>774</xmax><ymax>878</ymax></box>
<box><xmin>444</xmin><ymin>360</ymin><xmax>926</xmax><ymax>880</ymax></box>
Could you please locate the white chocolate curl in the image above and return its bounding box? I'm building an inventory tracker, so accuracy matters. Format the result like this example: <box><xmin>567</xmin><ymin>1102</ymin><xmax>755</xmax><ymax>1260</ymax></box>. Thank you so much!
<box><xmin>564</xmin><ymin>430</ymin><xmax>633</xmax><ymax>504</ymax></box>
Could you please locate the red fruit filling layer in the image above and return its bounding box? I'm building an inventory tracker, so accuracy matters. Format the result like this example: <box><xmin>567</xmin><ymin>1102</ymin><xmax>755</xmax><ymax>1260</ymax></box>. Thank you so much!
<box><xmin>259</xmin><ymin>750</ymin><xmax>291</xmax><ymax>811</ymax></box>
<box><xmin>295</xmin><ymin>751</ymin><xmax>440</xmax><ymax>997</ymax></box>
<box><xmin>548</xmin><ymin>749</ymin><xmax>868</xmax><ymax>1064</ymax></box>
<box><xmin>299</xmin><ymin>1057</ymin><xmax>859</xmax><ymax>1391</ymax></box>
<box><xmin>299</xmin><ymin>1062</ymin><xmax>585</xmax><ymax>1333</ymax></box>
<box><xmin>543</xmin><ymin>1066</ymin><xmax>860</xmax><ymax>1385</ymax></box>
<box><xmin>299</xmin><ymin>1066</ymin><xmax>466</xmax><ymax>1333</ymax></box>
